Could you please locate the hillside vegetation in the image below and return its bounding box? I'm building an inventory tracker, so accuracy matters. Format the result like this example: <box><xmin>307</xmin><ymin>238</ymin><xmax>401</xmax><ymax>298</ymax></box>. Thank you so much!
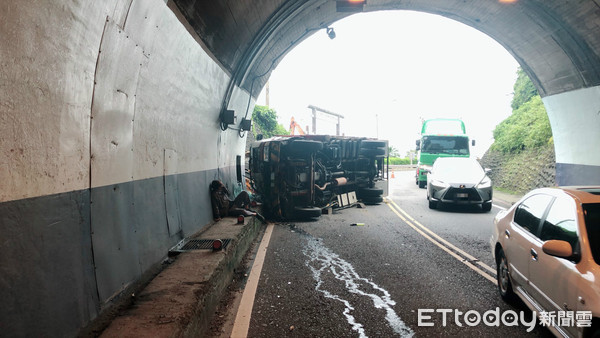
<box><xmin>481</xmin><ymin>68</ymin><xmax>556</xmax><ymax>194</ymax></box>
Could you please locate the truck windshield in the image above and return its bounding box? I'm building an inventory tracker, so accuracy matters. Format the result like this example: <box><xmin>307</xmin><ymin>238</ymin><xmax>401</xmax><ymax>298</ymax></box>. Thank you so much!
<box><xmin>422</xmin><ymin>136</ymin><xmax>469</xmax><ymax>155</ymax></box>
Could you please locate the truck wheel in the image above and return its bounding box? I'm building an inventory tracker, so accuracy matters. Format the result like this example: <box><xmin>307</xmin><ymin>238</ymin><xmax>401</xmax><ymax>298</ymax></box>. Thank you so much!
<box><xmin>482</xmin><ymin>201</ymin><xmax>492</xmax><ymax>212</ymax></box>
<box><xmin>362</xmin><ymin>196</ymin><xmax>383</xmax><ymax>205</ymax></box>
<box><xmin>293</xmin><ymin>206</ymin><xmax>322</xmax><ymax>220</ymax></box>
<box><xmin>360</xmin><ymin>140</ymin><xmax>387</xmax><ymax>149</ymax></box>
<box><xmin>286</xmin><ymin>140</ymin><xmax>323</xmax><ymax>155</ymax></box>
<box><xmin>359</xmin><ymin>148</ymin><xmax>385</xmax><ymax>157</ymax></box>
<box><xmin>358</xmin><ymin>187</ymin><xmax>384</xmax><ymax>198</ymax></box>
<box><xmin>418</xmin><ymin>181</ymin><xmax>426</xmax><ymax>189</ymax></box>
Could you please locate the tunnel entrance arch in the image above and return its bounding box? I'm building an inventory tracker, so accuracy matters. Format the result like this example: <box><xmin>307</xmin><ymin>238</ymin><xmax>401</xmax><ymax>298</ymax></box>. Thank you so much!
<box><xmin>171</xmin><ymin>0</ymin><xmax>600</xmax><ymax>185</ymax></box>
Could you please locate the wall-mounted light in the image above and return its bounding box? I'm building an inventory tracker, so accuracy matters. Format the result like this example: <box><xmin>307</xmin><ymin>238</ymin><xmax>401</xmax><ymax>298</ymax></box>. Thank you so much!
<box><xmin>220</xmin><ymin>109</ymin><xmax>236</xmax><ymax>130</ymax></box>
<box><xmin>336</xmin><ymin>0</ymin><xmax>366</xmax><ymax>12</ymax></box>
<box><xmin>240</xmin><ymin>118</ymin><xmax>252</xmax><ymax>131</ymax></box>
<box><xmin>326</xmin><ymin>27</ymin><xmax>336</xmax><ymax>39</ymax></box>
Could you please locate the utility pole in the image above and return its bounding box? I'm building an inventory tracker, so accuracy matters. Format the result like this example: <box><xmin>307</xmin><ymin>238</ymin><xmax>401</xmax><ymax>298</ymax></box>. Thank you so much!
<box><xmin>307</xmin><ymin>105</ymin><xmax>344</xmax><ymax>135</ymax></box>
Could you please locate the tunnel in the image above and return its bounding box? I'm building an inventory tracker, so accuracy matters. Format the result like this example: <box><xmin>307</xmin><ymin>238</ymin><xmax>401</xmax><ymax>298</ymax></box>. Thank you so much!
<box><xmin>1</xmin><ymin>0</ymin><xmax>599</xmax><ymax>336</ymax></box>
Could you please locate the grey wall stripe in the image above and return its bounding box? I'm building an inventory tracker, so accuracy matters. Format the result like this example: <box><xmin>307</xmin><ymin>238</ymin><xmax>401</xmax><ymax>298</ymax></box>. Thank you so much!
<box><xmin>0</xmin><ymin>166</ymin><xmax>242</xmax><ymax>337</ymax></box>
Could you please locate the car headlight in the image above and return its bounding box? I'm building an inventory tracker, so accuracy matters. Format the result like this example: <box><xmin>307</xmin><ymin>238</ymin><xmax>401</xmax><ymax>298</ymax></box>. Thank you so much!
<box><xmin>476</xmin><ymin>177</ymin><xmax>492</xmax><ymax>189</ymax></box>
<box><xmin>431</xmin><ymin>179</ymin><xmax>449</xmax><ymax>188</ymax></box>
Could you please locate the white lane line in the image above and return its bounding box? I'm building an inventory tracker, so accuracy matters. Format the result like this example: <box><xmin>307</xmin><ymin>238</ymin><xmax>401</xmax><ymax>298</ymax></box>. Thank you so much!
<box><xmin>386</xmin><ymin>201</ymin><xmax>496</xmax><ymax>284</ymax></box>
<box><xmin>231</xmin><ymin>222</ymin><xmax>275</xmax><ymax>338</ymax></box>
<box><xmin>389</xmin><ymin>199</ymin><xmax>497</xmax><ymax>276</ymax></box>
<box><xmin>493</xmin><ymin>204</ymin><xmax>506</xmax><ymax>211</ymax></box>
<box><xmin>303</xmin><ymin>237</ymin><xmax>414</xmax><ymax>338</ymax></box>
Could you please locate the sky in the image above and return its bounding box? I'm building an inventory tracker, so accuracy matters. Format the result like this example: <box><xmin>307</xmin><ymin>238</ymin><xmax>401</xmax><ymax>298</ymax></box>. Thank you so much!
<box><xmin>256</xmin><ymin>10</ymin><xmax>520</xmax><ymax>158</ymax></box>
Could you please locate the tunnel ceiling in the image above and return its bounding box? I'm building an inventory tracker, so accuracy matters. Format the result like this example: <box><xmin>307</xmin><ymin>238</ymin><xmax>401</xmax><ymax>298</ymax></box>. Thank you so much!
<box><xmin>171</xmin><ymin>0</ymin><xmax>600</xmax><ymax>99</ymax></box>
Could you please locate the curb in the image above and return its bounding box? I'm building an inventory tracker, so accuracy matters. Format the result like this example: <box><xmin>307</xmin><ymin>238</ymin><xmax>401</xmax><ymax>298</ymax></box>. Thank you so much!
<box><xmin>183</xmin><ymin>217</ymin><xmax>264</xmax><ymax>337</ymax></box>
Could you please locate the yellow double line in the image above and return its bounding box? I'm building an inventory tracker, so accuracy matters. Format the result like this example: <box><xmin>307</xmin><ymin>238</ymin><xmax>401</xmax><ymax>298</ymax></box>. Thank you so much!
<box><xmin>386</xmin><ymin>199</ymin><xmax>497</xmax><ymax>284</ymax></box>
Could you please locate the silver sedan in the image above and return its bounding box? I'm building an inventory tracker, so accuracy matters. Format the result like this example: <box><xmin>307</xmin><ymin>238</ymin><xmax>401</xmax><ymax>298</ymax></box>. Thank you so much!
<box><xmin>426</xmin><ymin>157</ymin><xmax>493</xmax><ymax>211</ymax></box>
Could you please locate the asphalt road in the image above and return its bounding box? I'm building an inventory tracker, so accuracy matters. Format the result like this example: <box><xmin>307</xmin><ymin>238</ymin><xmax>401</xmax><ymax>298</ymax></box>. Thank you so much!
<box><xmin>243</xmin><ymin>171</ymin><xmax>554</xmax><ymax>337</ymax></box>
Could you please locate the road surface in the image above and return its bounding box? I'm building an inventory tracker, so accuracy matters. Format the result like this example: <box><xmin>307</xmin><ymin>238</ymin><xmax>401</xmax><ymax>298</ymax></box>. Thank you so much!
<box><xmin>217</xmin><ymin>171</ymin><xmax>553</xmax><ymax>337</ymax></box>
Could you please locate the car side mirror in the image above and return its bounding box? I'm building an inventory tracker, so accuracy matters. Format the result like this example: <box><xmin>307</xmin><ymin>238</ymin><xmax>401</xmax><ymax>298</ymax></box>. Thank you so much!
<box><xmin>471</xmin><ymin>139</ymin><xmax>476</xmax><ymax>146</ymax></box>
<box><xmin>415</xmin><ymin>139</ymin><xmax>420</xmax><ymax>151</ymax></box>
<box><xmin>542</xmin><ymin>240</ymin><xmax>573</xmax><ymax>259</ymax></box>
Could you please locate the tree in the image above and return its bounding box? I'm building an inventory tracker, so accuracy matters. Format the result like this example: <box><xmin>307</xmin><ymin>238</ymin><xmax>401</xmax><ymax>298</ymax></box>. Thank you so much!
<box><xmin>252</xmin><ymin>105</ymin><xmax>289</xmax><ymax>138</ymax></box>
<box><xmin>388</xmin><ymin>145</ymin><xmax>400</xmax><ymax>157</ymax></box>
<box><xmin>511</xmin><ymin>68</ymin><xmax>538</xmax><ymax>110</ymax></box>
<box><xmin>491</xmin><ymin>69</ymin><xmax>552</xmax><ymax>154</ymax></box>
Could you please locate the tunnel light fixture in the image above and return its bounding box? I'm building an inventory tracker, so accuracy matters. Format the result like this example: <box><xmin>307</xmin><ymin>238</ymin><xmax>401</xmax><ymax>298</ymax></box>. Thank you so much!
<box><xmin>336</xmin><ymin>0</ymin><xmax>366</xmax><ymax>12</ymax></box>
<box><xmin>240</xmin><ymin>118</ymin><xmax>252</xmax><ymax>131</ymax></box>
<box><xmin>326</xmin><ymin>27</ymin><xmax>336</xmax><ymax>39</ymax></box>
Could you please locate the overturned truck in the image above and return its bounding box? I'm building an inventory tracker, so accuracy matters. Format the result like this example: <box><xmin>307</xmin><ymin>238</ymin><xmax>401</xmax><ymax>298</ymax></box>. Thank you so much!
<box><xmin>249</xmin><ymin>135</ymin><xmax>389</xmax><ymax>220</ymax></box>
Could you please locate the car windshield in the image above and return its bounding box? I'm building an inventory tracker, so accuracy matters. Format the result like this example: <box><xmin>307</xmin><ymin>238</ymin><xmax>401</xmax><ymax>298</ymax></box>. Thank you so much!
<box><xmin>583</xmin><ymin>203</ymin><xmax>600</xmax><ymax>264</ymax></box>
<box><xmin>433</xmin><ymin>159</ymin><xmax>484</xmax><ymax>181</ymax></box>
<box><xmin>421</xmin><ymin>136</ymin><xmax>469</xmax><ymax>155</ymax></box>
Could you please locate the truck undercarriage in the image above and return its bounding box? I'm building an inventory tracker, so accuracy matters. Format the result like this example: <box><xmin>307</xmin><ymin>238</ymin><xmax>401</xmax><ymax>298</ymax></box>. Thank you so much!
<box><xmin>249</xmin><ymin>135</ymin><xmax>389</xmax><ymax>220</ymax></box>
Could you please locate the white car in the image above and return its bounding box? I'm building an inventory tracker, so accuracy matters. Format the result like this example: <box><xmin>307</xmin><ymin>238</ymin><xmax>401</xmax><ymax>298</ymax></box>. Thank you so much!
<box><xmin>490</xmin><ymin>187</ymin><xmax>600</xmax><ymax>337</ymax></box>
<box><xmin>426</xmin><ymin>157</ymin><xmax>493</xmax><ymax>211</ymax></box>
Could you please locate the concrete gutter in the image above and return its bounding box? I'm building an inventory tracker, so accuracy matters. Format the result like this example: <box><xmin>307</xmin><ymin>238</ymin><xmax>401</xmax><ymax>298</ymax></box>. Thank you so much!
<box><xmin>97</xmin><ymin>217</ymin><xmax>265</xmax><ymax>338</ymax></box>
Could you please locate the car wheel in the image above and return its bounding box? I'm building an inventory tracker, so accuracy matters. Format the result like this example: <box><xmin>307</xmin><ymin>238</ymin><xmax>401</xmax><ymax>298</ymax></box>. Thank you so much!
<box><xmin>428</xmin><ymin>199</ymin><xmax>437</xmax><ymax>209</ymax></box>
<box><xmin>418</xmin><ymin>181</ymin><xmax>426</xmax><ymax>189</ymax></box>
<box><xmin>496</xmin><ymin>248</ymin><xmax>516</xmax><ymax>302</ymax></box>
<box><xmin>362</xmin><ymin>196</ymin><xmax>383</xmax><ymax>205</ymax></box>
<box><xmin>293</xmin><ymin>206</ymin><xmax>322</xmax><ymax>220</ymax></box>
<box><xmin>482</xmin><ymin>201</ymin><xmax>492</xmax><ymax>212</ymax></box>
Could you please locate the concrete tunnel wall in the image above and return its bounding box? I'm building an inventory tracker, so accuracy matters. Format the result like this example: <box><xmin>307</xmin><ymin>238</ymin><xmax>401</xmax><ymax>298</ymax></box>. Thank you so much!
<box><xmin>0</xmin><ymin>1</ymin><xmax>250</xmax><ymax>336</ymax></box>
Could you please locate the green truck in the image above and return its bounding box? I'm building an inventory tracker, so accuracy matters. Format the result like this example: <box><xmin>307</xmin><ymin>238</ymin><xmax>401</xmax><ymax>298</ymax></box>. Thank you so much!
<box><xmin>415</xmin><ymin>118</ymin><xmax>474</xmax><ymax>188</ymax></box>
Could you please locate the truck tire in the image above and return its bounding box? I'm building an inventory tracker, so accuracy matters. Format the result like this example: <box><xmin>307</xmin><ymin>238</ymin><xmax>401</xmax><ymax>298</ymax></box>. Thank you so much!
<box><xmin>362</xmin><ymin>196</ymin><xmax>383</xmax><ymax>205</ymax></box>
<box><xmin>358</xmin><ymin>187</ymin><xmax>384</xmax><ymax>198</ymax></box>
<box><xmin>286</xmin><ymin>140</ymin><xmax>323</xmax><ymax>155</ymax></box>
<box><xmin>360</xmin><ymin>140</ymin><xmax>387</xmax><ymax>149</ymax></box>
<box><xmin>418</xmin><ymin>181</ymin><xmax>426</xmax><ymax>189</ymax></box>
<box><xmin>359</xmin><ymin>148</ymin><xmax>385</xmax><ymax>157</ymax></box>
<box><xmin>293</xmin><ymin>206</ymin><xmax>322</xmax><ymax>220</ymax></box>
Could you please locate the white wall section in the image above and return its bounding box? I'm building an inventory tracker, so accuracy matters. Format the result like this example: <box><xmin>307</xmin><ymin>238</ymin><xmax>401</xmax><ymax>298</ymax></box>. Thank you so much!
<box><xmin>543</xmin><ymin>85</ymin><xmax>600</xmax><ymax>167</ymax></box>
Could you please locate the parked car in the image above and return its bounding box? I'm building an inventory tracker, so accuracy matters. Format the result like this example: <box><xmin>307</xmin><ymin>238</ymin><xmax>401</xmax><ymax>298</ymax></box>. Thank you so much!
<box><xmin>249</xmin><ymin>135</ymin><xmax>388</xmax><ymax>220</ymax></box>
<box><xmin>426</xmin><ymin>157</ymin><xmax>493</xmax><ymax>211</ymax></box>
<box><xmin>490</xmin><ymin>187</ymin><xmax>600</xmax><ymax>337</ymax></box>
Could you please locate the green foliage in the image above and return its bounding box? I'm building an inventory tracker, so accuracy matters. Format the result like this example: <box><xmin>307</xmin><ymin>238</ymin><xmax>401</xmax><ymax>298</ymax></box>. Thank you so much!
<box><xmin>388</xmin><ymin>157</ymin><xmax>411</xmax><ymax>165</ymax></box>
<box><xmin>252</xmin><ymin>105</ymin><xmax>289</xmax><ymax>138</ymax></box>
<box><xmin>511</xmin><ymin>68</ymin><xmax>538</xmax><ymax>110</ymax></box>
<box><xmin>492</xmin><ymin>95</ymin><xmax>553</xmax><ymax>153</ymax></box>
<box><xmin>388</xmin><ymin>146</ymin><xmax>400</xmax><ymax>157</ymax></box>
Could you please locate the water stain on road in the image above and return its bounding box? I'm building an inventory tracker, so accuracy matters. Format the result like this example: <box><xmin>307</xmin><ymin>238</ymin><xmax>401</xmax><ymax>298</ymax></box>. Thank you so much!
<box><xmin>302</xmin><ymin>236</ymin><xmax>414</xmax><ymax>338</ymax></box>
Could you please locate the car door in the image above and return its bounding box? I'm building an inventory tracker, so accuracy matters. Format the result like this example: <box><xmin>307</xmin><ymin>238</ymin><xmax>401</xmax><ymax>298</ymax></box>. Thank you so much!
<box><xmin>505</xmin><ymin>194</ymin><xmax>553</xmax><ymax>292</ymax></box>
<box><xmin>528</xmin><ymin>196</ymin><xmax>580</xmax><ymax>337</ymax></box>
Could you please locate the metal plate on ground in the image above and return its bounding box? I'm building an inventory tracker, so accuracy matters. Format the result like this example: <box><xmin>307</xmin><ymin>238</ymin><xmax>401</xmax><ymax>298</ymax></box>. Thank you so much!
<box><xmin>169</xmin><ymin>239</ymin><xmax>232</xmax><ymax>253</ymax></box>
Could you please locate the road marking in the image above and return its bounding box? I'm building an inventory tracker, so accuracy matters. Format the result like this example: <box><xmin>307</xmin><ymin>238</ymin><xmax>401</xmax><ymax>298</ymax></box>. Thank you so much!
<box><xmin>386</xmin><ymin>200</ymin><xmax>496</xmax><ymax>284</ymax></box>
<box><xmin>493</xmin><ymin>204</ymin><xmax>506</xmax><ymax>211</ymax></box>
<box><xmin>389</xmin><ymin>200</ymin><xmax>497</xmax><ymax>275</ymax></box>
<box><xmin>231</xmin><ymin>222</ymin><xmax>275</xmax><ymax>338</ymax></box>
<box><xmin>303</xmin><ymin>237</ymin><xmax>414</xmax><ymax>338</ymax></box>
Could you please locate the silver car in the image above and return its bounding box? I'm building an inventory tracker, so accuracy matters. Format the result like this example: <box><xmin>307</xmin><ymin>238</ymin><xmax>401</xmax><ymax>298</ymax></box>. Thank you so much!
<box><xmin>491</xmin><ymin>187</ymin><xmax>600</xmax><ymax>337</ymax></box>
<box><xmin>426</xmin><ymin>157</ymin><xmax>493</xmax><ymax>211</ymax></box>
